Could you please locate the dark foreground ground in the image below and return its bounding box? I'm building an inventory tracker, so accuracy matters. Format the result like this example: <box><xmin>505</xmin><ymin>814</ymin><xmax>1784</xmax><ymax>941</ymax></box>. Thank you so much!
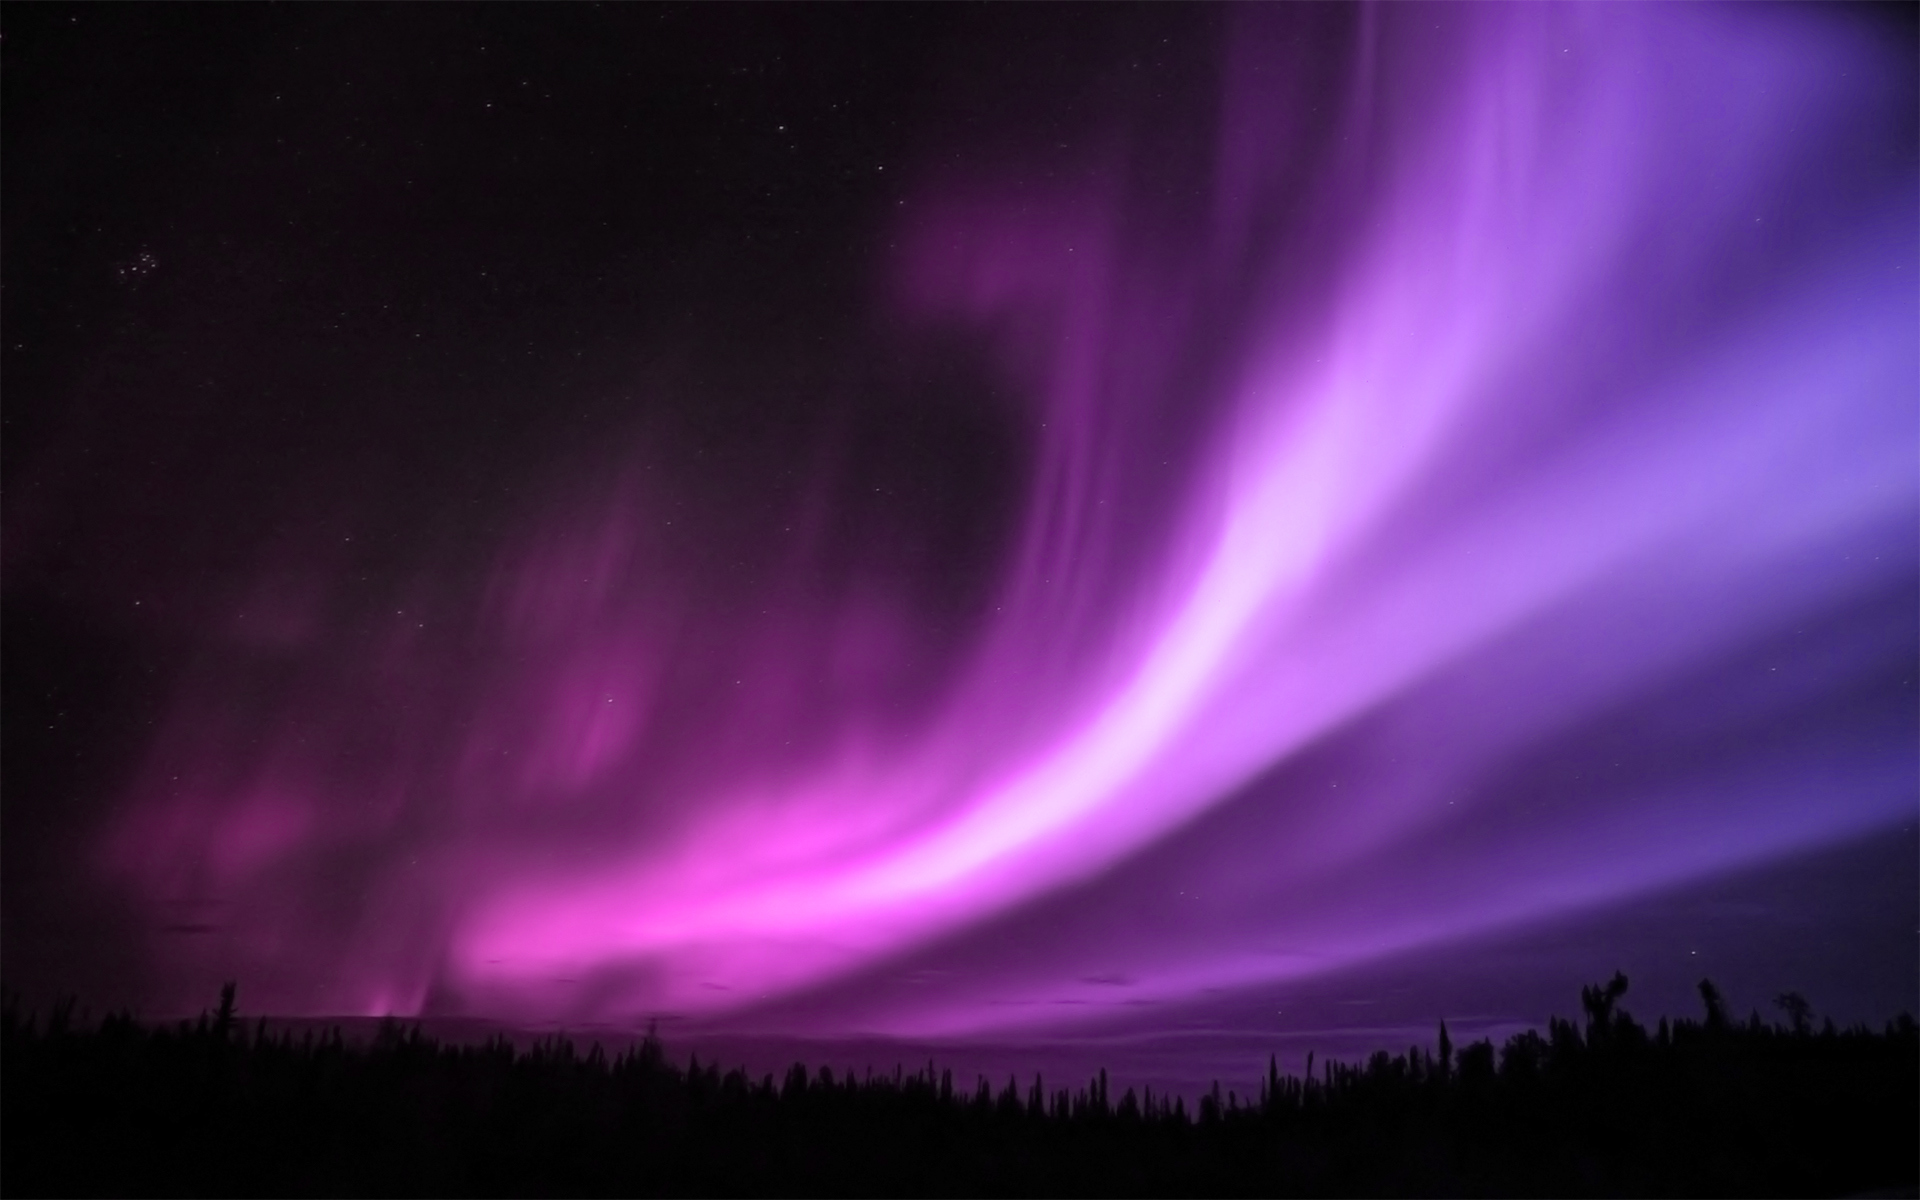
<box><xmin>4</xmin><ymin>976</ymin><xmax>1914</xmax><ymax>1197</ymax></box>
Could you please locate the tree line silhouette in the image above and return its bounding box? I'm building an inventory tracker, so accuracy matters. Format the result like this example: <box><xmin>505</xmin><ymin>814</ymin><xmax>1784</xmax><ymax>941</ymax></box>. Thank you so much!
<box><xmin>4</xmin><ymin>974</ymin><xmax>1914</xmax><ymax>1196</ymax></box>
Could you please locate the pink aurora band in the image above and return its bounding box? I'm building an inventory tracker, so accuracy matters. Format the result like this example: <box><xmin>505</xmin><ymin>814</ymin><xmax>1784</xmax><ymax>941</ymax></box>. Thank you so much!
<box><xmin>103</xmin><ymin>4</ymin><xmax>1916</xmax><ymax>1032</ymax></box>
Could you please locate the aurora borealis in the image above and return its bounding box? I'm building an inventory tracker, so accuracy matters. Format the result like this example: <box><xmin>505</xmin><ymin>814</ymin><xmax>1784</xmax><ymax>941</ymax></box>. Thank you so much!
<box><xmin>4</xmin><ymin>3</ymin><xmax>1915</xmax><ymax>1044</ymax></box>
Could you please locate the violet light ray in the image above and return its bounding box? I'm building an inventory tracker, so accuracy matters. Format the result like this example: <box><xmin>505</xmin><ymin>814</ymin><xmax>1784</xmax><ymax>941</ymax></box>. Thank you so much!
<box><xmin>103</xmin><ymin>3</ymin><xmax>1916</xmax><ymax>1033</ymax></box>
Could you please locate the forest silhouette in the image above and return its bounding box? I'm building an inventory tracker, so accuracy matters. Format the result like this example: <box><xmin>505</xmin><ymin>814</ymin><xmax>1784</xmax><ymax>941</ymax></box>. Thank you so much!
<box><xmin>4</xmin><ymin>974</ymin><xmax>1914</xmax><ymax>1197</ymax></box>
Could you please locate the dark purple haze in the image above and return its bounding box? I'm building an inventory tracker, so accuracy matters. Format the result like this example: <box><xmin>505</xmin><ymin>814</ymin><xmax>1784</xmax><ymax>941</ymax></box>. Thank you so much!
<box><xmin>4</xmin><ymin>4</ymin><xmax>1915</xmax><ymax>1052</ymax></box>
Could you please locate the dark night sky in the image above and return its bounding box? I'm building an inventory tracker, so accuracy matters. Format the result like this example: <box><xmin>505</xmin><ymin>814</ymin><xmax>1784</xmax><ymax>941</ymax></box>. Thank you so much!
<box><xmin>3</xmin><ymin>3</ymin><xmax>1915</xmax><ymax>1068</ymax></box>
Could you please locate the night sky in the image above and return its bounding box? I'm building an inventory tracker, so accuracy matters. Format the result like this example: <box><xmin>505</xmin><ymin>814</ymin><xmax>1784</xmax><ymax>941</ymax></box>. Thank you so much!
<box><xmin>4</xmin><ymin>3</ymin><xmax>1916</xmax><ymax>1058</ymax></box>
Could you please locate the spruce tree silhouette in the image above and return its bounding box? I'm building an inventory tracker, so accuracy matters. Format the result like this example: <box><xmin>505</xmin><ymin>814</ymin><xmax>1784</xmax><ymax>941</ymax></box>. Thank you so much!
<box><xmin>1698</xmin><ymin>977</ymin><xmax>1731</xmax><ymax>1031</ymax></box>
<box><xmin>1774</xmin><ymin>991</ymin><xmax>1814</xmax><ymax>1036</ymax></box>
<box><xmin>1580</xmin><ymin>971</ymin><xmax>1629</xmax><ymax>1031</ymax></box>
<box><xmin>212</xmin><ymin>981</ymin><xmax>237</xmax><ymax>1042</ymax></box>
